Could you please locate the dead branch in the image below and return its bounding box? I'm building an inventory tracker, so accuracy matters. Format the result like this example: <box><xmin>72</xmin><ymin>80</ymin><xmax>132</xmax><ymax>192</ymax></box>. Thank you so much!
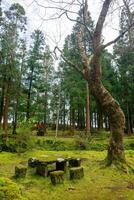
<box><xmin>54</xmin><ymin>46</ymin><xmax>84</xmax><ymax>77</ymax></box>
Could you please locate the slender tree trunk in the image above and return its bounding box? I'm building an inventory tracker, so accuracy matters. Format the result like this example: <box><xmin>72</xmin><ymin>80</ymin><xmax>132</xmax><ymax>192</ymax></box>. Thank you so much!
<box><xmin>26</xmin><ymin>68</ymin><xmax>34</xmax><ymax>121</ymax></box>
<box><xmin>77</xmin><ymin>102</ymin><xmax>80</xmax><ymax>130</ymax></box>
<box><xmin>0</xmin><ymin>85</ymin><xmax>5</xmax><ymax>126</ymax></box>
<box><xmin>3</xmin><ymin>83</ymin><xmax>10</xmax><ymax>140</ymax></box>
<box><xmin>94</xmin><ymin>111</ymin><xmax>97</xmax><ymax>129</ymax></box>
<box><xmin>98</xmin><ymin>104</ymin><xmax>103</xmax><ymax>131</ymax></box>
<box><xmin>86</xmin><ymin>82</ymin><xmax>91</xmax><ymax>136</ymax></box>
<box><xmin>63</xmin><ymin>98</ymin><xmax>66</xmax><ymax>130</ymax></box>
<box><xmin>43</xmin><ymin>90</ymin><xmax>48</xmax><ymax>134</ymax></box>
<box><xmin>12</xmin><ymin>98</ymin><xmax>19</xmax><ymax>135</ymax></box>
<box><xmin>128</xmin><ymin>106</ymin><xmax>133</xmax><ymax>134</ymax></box>
<box><xmin>71</xmin><ymin>108</ymin><xmax>75</xmax><ymax>135</ymax></box>
<box><xmin>126</xmin><ymin>102</ymin><xmax>133</xmax><ymax>134</ymax></box>
<box><xmin>55</xmin><ymin>96</ymin><xmax>60</xmax><ymax>138</ymax></box>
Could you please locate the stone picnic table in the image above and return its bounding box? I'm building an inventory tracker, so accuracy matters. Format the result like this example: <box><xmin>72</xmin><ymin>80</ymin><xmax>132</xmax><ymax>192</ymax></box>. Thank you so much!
<box><xmin>28</xmin><ymin>155</ymin><xmax>81</xmax><ymax>177</ymax></box>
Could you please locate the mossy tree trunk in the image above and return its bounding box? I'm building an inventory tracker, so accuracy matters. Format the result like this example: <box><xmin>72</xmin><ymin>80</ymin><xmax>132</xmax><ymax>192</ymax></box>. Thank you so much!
<box><xmin>78</xmin><ymin>0</ymin><xmax>126</xmax><ymax>165</ymax></box>
<box><xmin>58</xmin><ymin>0</ymin><xmax>129</xmax><ymax>165</ymax></box>
<box><xmin>90</xmin><ymin>81</ymin><xmax>125</xmax><ymax>164</ymax></box>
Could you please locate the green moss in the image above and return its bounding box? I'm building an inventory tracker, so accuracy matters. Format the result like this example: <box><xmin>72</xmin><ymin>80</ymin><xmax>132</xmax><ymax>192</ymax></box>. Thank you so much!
<box><xmin>15</xmin><ymin>165</ymin><xmax>27</xmax><ymax>178</ymax></box>
<box><xmin>50</xmin><ymin>171</ymin><xmax>64</xmax><ymax>176</ymax></box>
<box><xmin>0</xmin><ymin>133</ymin><xmax>134</xmax><ymax>200</ymax></box>
<box><xmin>50</xmin><ymin>170</ymin><xmax>64</xmax><ymax>185</ymax></box>
<box><xmin>0</xmin><ymin>177</ymin><xmax>27</xmax><ymax>200</ymax></box>
<box><xmin>70</xmin><ymin>167</ymin><xmax>84</xmax><ymax>180</ymax></box>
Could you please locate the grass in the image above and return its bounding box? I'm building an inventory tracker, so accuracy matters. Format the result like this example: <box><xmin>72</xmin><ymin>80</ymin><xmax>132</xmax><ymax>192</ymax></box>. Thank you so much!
<box><xmin>0</xmin><ymin>149</ymin><xmax>134</xmax><ymax>200</ymax></box>
<box><xmin>0</xmin><ymin>130</ymin><xmax>134</xmax><ymax>199</ymax></box>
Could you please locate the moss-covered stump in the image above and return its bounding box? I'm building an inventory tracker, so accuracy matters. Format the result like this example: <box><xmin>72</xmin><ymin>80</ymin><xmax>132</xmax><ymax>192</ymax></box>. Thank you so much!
<box><xmin>15</xmin><ymin>165</ymin><xmax>27</xmax><ymax>178</ymax></box>
<box><xmin>69</xmin><ymin>158</ymin><xmax>81</xmax><ymax>167</ymax></box>
<box><xmin>36</xmin><ymin>164</ymin><xmax>48</xmax><ymax>177</ymax></box>
<box><xmin>0</xmin><ymin>177</ymin><xmax>27</xmax><ymax>200</ymax></box>
<box><xmin>56</xmin><ymin>158</ymin><xmax>67</xmax><ymax>172</ymax></box>
<box><xmin>28</xmin><ymin>157</ymin><xmax>39</xmax><ymax>168</ymax></box>
<box><xmin>70</xmin><ymin>167</ymin><xmax>84</xmax><ymax>180</ymax></box>
<box><xmin>50</xmin><ymin>170</ymin><xmax>64</xmax><ymax>185</ymax></box>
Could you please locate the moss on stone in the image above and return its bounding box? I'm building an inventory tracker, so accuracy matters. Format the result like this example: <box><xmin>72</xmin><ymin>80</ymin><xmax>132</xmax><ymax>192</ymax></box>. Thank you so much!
<box><xmin>70</xmin><ymin>167</ymin><xmax>84</xmax><ymax>180</ymax></box>
<box><xmin>15</xmin><ymin>165</ymin><xmax>27</xmax><ymax>178</ymax></box>
<box><xmin>50</xmin><ymin>170</ymin><xmax>64</xmax><ymax>185</ymax></box>
<box><xmin>36</xmin><ymin>164</ymin><xmax>48</xmax><ymax>177</ymax></box>
<box><xmin>69</xmin><ymin>158</ymin><xmax>81</xmax><ymax>167</ymax></box>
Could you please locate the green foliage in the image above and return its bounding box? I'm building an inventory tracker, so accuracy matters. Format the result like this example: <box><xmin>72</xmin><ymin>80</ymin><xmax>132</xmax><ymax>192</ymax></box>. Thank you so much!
<box><xmin>0</xmin><ymin>177</ymin><xmax>27</xmax><ymax>200</ymax></box>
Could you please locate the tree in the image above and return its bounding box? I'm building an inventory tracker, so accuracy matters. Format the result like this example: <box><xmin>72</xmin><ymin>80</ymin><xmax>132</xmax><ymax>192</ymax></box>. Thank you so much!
<box><xmin>114</xmin><ymin>3</ymin><xmax>134</xmax><ymax>134</ymax></box>
<box><xmin>56</xmin><ymin>0</ymin><xmax>134</xmax><ymax>167</ymax></box>
<box><xmin>0</xmin><ymin>3</ymin><xmax>26</xmax><ymax>138</ymax></box>
<box><xmin>25</xmin><ymin>30</ymin><xmax>45</xmax><ymax>121</ymax></box>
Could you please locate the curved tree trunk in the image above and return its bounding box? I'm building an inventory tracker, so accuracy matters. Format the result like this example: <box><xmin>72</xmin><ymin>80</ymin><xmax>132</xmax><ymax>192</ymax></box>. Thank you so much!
<box><xmin>90</xmin><ymin>81</ymin><xmax>125</xmax><ymax>164</ymax></box>
<box><xmin>58</xmin><ymin>0</ymin><xmax>127</xmax><ymax>166</ymax></box>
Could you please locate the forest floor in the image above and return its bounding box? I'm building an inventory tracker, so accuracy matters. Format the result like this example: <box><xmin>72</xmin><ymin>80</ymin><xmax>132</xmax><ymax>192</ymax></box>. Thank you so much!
<box><xmin>0</xmin><ymin>133</ymin><xmax>134</xmax><ymax>200</ymax></box>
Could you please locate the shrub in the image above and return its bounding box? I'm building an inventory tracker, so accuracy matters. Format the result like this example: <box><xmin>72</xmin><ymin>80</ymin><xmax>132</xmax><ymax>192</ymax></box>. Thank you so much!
<box><xmin>75</xmin><ymin>139</ymin><xmax>88</xmax><ymax>150</ymax></box>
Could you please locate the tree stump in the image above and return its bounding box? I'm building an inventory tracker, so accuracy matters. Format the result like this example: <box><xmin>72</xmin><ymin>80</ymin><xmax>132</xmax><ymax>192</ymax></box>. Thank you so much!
<box><xmin>36</xmin><ymin>164</ymin><xmax>48</xmax><ymax>177</ymax></box>
<box><xmin>15</xmin><ymin>165</ymin><xmax>27</xmax><ymax>178</ymax></box>
<box><xmin>50</xmin><ymin>170</ymin><xmax>64</xmax><ymax>185</ymax></box>
<box><xmin>69</xmin><ymin>158</ymin><xmax>81</xmax><ymax>167</ymax></box>
<box><xmin>69</xmin><ymin>167</ymin><xmax>84</xmax><ymax>180</ymax></box>
<box><xmin>56</xmin><ymin>158</ymin><xmax>67</xmax><ymax>172</ymax></box>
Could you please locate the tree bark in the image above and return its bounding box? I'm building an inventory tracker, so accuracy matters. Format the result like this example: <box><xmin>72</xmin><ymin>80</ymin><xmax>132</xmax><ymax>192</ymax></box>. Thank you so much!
<box><xmin>3</xmin><ymin>82</ymin><xmax>10</xmax><ymax>140</ymax></box>
<box><xmin>26</xmin><ymin>67</ymin><xmax>34</xmax><ymax>121</ymax></box>
<box><xmin>86</xmin><ymin>82</ymin><xmax>91</xmax><ymax>136</ymax></box>
<box><xmin>97</xmin><ymin>103</ymin><xmax>103</xmax><ymax>131</ymax></box>
<box><xmin>90</xmin><ymin>81</ymin><xmax>125</xmax><ymax>164</ymax></box>
<box><xmin>12</xmin><ymin>98</ymin><xmax>19</xmax><ymax>135</ymax></box>
<box><xmin>0</xmin><ymin>85</ymin><xmax>5</xmax><ymax>125</ymax></box>
<box><xmin>59</xmin><ymin>0</ymin><xmax>126</xmax><ymax>166</ymax></box>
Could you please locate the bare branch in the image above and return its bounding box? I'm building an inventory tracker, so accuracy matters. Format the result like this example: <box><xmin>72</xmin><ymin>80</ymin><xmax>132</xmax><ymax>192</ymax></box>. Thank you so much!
<box><xmin>65</xmin><ymin>12</ymin><xmax>93</xmax><ymax>40</ymax></box>
<box><xmin>33</xmin><ymin>0</ymin><xmax>78</xmax><ymax>15</ymax></box>
<box><xmin>54</xmin><ymin>46</ymin><xmax>84</xmax><ymax>77</ymax></box>
<box><xmin>102</xmin><ymin>22</ymin><xmax>134</xmax><ymax>49</ymax></box>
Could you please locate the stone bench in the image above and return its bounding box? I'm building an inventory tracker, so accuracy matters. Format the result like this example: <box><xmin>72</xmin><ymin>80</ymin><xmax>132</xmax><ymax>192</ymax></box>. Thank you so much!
<box><xmin>69</xmin><ymin>158</ymin><xmax>81</xmax><ymax>167</ymax></box>
<box><xmin>69</xmin><ymin>167</ymin><xmax>84</xmax><ymax>180</ymax></box>
<box><xmin>50</xmin><ymin>170</ymin><xmax>64</xmax><ymax>185</ymax></box>
<box><xmin>15</xmin><ymin>164</ymin><xmax>27</xmax><ymax>178</ymax></box>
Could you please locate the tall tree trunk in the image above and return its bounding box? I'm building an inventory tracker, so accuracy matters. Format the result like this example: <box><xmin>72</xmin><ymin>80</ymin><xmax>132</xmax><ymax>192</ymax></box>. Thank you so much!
<box><xmin>71</xmin><ymin>107</ymin><xmax>75</xmax><ymax>135</ymax></box>
<box><xmin>3</xmin><ymin>82</ymin><xmax>10</xmax><ymax>140</ymax></box>
<box><xmin>0</xmin><ymin>85</ymin><xmax>5</xmax><ymax>126</ymax></box>
<box><xmin>126</xmin><ymin>102</ymin><xmax>133</xmax><ymax>134</ymax></box>
<box><xmin>90</xmin><ymin>81</ymin><xmax>125</xmax><ymax>164</ymax></box>
<box><xmin>63</xmin><ymin>98</ymin><xmax>66</xmax><ymax>130</ymax></box>
<box><xmin>26</xmin><ymin>70</ymin><xmax>33</xmax><ymax>121</ymax></box>
<box><xmin>12</xmin><ymin>98</ymin><xmax>19</xmax><ymax>135</ymax></box>
<box><xmin>86</xmin><ymin>82</ymin><xmax>91</xmax><ymax>136</ymax></box>
<box><xmin>98</xmin><ymin>104</ymin><xmax>103</xmax><ymax>131</ymax></box>
<box><xmin>59</xmin><ymin>0</ymin><xmax>126</xmax><ymax>166</ymax></box>
<box><xmin>43</xmin><ymin>90</ymin><xmax>48</xmax><ymax>134</ymax></box>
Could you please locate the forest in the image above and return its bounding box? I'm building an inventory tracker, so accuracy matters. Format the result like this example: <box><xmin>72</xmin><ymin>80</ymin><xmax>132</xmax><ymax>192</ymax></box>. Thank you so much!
<box><xmin>0</xmin><ymin>0</ymin><xmax>134</xmax><ymax>200</ymax></box>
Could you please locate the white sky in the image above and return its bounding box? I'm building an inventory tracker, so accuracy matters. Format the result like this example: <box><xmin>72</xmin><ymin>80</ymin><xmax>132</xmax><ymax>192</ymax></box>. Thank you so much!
<box><xmin>2</xmin><ymin>0</ymin><xmax>125</xmax><ymax>52</ymax></box>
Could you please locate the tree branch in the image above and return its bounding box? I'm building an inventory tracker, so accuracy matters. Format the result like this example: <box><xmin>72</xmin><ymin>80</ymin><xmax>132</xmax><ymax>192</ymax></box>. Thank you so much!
<box><xmin>93</xmin><ymin>0</ymin><xmax>112</xmax><ymax>49</ymax></box>
<box><xmin>54</xmin><ymin>46</ymin><xmax>84</xmax><ymax>77</ymax></box>
<box><xmin>102</xmin><ymin>22</ymin><xmax>134</xmax><ymax>49</ymax></box>
<box><xmin>77</xmin><ymin>27</ymin><xmax>90</xmax><ymax>69</ymax></box>
<box><xmin>65</xmin><ymin>11</ymin><xmax>93</xmax><ymax>40</ymax></box>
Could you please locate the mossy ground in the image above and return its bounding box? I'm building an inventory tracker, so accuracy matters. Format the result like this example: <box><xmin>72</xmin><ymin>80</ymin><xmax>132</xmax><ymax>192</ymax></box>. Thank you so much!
<box><xmin>0</xmin><ymin>132</ymin><xmax>134</xmax><ymax>200</ymax></box>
